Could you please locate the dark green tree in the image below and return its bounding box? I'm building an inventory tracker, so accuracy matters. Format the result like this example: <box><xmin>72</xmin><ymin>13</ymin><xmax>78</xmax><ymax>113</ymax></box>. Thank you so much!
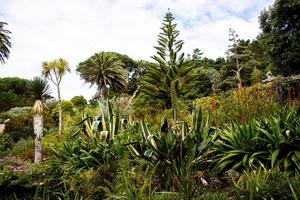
<box><xmin>141</xmin><ymin>11</ymin><xmax>193</xmax><ymax>121</ymax></box>
<box><xmin>226</xmin><ymin>36</ymin><xmax>256</xmax><ymax>88</ymax></box>
<box><xmin>259</xmin><ymin>0</ymin><xmax>300</xmax><ymax>75</ymax></box>
<box><xmin>0</xmin><ymin>77</ymin><xmax>33</xmax><ymax>111</ymax></box>
<box><xmin>0</xmin><ymin>22</ymin><xmax>11</xmax><ymax>64</ymax></box>
<box><xmin>104</xmin><ymin>52</ymin><xmax>146</xmax><ymax>94</ymax></box>
<box><xmin>70</xmin><ymin>95</ymin><xmax>87</xmax><ymax>109</ymax></box>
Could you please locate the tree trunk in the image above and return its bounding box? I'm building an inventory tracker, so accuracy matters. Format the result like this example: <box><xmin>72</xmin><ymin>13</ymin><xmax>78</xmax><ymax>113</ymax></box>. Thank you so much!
<box><xmin>57</xmin><ymin>85</ymin><xmax>63</xmax><ymax>135</ymax></box>
<box><xmin>170</xmin><ymin>81</ymin><xmax>178</xmax><ymax>124</ymax></box>
<box><xmin>33</xmin><ymin>114</ymin><xmax>43</xmax><ymax>164</ymax></box>
<box><xmin>98</xmin><ymin>86</ymin><xmax>106</xmax><ymax>100</ymax></box>
<box><xmin>235</xmin><ymin>43</ymin><xmax>243</xmax><ymax>89</ymax></box>
<box><xmin>236</xmin><ymin>69</ymin><xmax>243</xmax><ymax>89</ymax></box>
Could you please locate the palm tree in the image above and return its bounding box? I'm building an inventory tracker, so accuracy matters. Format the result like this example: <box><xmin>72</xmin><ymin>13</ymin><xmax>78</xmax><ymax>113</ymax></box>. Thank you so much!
<box><xmin>0</xmin><ymin>21</ymin><xmax>11</xmax><ymax>64</ymax></box>
<box><xmin>42</xmin><ymin>58</ymin><xmax>70</xmax><ymax>135</ymax></box>
<box><xmin>26</xmin><ymin>77</ymin><xmax>51</xmax><ymax>164</ymax></box>
<box><xmin>77</xmin><ymin>52</ymin><xmax>127</xmax><ymax>99</ymax></box>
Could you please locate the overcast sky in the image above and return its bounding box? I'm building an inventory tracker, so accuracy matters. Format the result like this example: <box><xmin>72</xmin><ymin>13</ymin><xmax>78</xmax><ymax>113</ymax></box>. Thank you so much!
<box><xmin>0</xmin><ymin>0</ymin><xmax>274</xmax><ymax>100</ymax></box>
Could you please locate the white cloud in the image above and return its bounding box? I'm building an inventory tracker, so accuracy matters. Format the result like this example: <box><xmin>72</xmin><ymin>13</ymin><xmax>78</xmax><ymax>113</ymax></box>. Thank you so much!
<box><xmin>0</xmin><ymin>0</ymin><xmax>274</xmax><ymax>100</ymax></box>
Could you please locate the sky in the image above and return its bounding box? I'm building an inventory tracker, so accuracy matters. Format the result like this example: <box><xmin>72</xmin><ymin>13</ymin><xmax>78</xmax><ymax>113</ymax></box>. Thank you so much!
<box><xmin>0</xmin><ymin>0</ymin><xmax>274</xmax><ymax>100</ymax></box>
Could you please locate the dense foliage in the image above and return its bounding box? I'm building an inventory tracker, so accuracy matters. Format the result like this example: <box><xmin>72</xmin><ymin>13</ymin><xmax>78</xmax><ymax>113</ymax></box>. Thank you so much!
<box><xmin>259</xmin><ymin>0</ymin><xmax>300</xmax><ymax>75</ymax></box>
<box><xmin>0</xmin><ymin>77</ymin><xmax>33</xmax><ymax>112</ymax></box>
<box><xmin>1</xmin><ymin>1</ymin><xmax>300</xmax><ymax>199</ymax></box>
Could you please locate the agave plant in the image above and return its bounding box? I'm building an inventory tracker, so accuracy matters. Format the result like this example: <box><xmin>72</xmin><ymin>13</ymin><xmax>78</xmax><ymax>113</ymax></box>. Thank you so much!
<box><xmin>213</xmin><ymin>106</ymin><xmax>300</xmax><ymax>174</ymax></box>
<box><xmin>70</xmin><ymin>99</ymin><xmax>121</xmax><ymax>143</ymax></box>
<box><xmin>51</xmin><ymin>99</ymin><xmax>124</xmax><ymax>174</ymax></box>
<box><xmin>127</xmin><ymin>108</ymin><xmax>216</xmax><ymax>198</ymax></box>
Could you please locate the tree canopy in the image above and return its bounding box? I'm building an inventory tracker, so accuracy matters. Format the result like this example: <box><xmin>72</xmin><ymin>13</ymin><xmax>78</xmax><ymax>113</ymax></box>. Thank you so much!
<box><xmin>259</xmin><ymin>0</ymin><xmax>300</xmax><ymax>75</ymax></box>
<box><xmin>77</xmin><ymin>52</ymin><xmax>127</xmax><ymax>99</ymax></box>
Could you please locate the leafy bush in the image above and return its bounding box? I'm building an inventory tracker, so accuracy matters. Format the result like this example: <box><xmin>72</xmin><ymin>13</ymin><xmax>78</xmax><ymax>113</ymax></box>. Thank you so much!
<box><xmin>4</xmin><ymin>113</ymin><xmax>33</xmax><ymax>142</ymax></box>
<box><xmin>0</xmin><ymin>77</ymin><xmax>33</xmax><ymax>112</ymax></box>
<box><xmin>70</xmin><ymin>95</ymin><xmax>87</xmax><ymax>110</ymax></box>
<box><xmin>1</xmin><ymin>108</ymin><xmax>54</xmax><ymax>143</ymax></box>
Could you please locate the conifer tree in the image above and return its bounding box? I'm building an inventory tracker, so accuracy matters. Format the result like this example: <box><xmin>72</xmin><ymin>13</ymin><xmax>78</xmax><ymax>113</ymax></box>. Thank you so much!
<box><xmin>142</xmin><ymin>11</ymin><xmax>193</xmax><ymax>122</ymax></box>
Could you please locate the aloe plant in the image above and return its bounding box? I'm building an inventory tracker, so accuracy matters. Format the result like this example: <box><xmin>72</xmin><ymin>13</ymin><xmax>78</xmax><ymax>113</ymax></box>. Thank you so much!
<box><xmin>127</xmin><ymin>108</ymin><xmax>216</xmax><ymax>198</ymax></box>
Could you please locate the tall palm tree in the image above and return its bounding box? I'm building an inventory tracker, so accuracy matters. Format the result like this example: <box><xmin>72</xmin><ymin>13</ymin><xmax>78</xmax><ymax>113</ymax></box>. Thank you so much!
<box><xmin>42</xmin><ymin>58</ymin><xmax>70</xmax><ymax>135</ymax></box>
<box><xmin>26</xmin><ymin>77</ymin><xmax>51</xmax><ymax>164</ymax></box>
<box><xmin>77</xmin><ymin>52</ymin><xmax>127</xmax><ymax>99</ymax></box>
<box><xmin>0</xmin><ymin>21</ymin><xmax>11</xmax><ymax>64</ymax></box>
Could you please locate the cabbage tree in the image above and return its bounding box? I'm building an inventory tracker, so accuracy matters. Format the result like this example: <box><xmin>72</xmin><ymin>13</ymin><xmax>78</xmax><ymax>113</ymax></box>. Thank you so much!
<box><xmin>26</xmin><ymin>77</ymin><xmax>52</xmax><ymax>164</ymax></box>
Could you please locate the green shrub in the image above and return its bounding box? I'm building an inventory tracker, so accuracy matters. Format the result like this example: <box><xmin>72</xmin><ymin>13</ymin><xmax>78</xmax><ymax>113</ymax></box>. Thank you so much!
<box><xmin>2</xmin><ymin>108</ymin><xmax>54</xmax><ymax>143</ymax></box>
<box><xmin>0</xmin><ymin>132</ymin><xmax>13</xmax><ymax>153</ymax></box>
<box><xmin>234</xmin><ymin>169</ymin><xmax>300</xmax><ymax>200</ymax></box>
<box><xmin>0</xmin><ymin>165</ymin><xmax>14</xmax><ymax>186</ymax></box>
<box><xmin>4</xmin><ymin>113</ymin><xmax>33</xmax><ymax>142</ymax></box>
<box><xmin>10</xmin><ymin>138</ymin><xmax>35</xmax><ymax>161</ymax></box>
<box><xmin>103</xmin><ymin>158</ymin><xmax>160</xmax><ymax>200</ymax></box>
<box><xmin>199</xmin><ymin>192</ymin><xmax>231</xmax><ymax>200</ymax></box>
<box><xmin>70</xmin><ymin>95</ymin><xmax>87</xmax><ymax>111</ymax></box>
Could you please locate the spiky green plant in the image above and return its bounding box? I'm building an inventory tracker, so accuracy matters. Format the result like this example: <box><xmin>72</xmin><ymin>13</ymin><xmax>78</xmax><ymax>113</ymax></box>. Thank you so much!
<box><xmin>127</xmin><ymin>108</ymin><xmax>215</xmax><ymax>198</ymax></box>
<box><xmin>71</xmin><ymin>99</ymin><xmax>121</xmax><ymax>143</ymax></box>
<box><xmin>213</xmin><ymin>119</ymin><xmax>268</xmax><ymax>172</ymax></box>
<box><xmin>213</xmin><ymin>107</ymin><xmax>300</xmax><ymax>173</ymax></box>
<box><xmin>258</xmin><ymin>107</ymin><xmax>300</xmax><ymax>172</ymax></box>
<box><xmin>52</xmin><ymin>99</ymin><xmax>124</xmax><ymax>172</ymax></box>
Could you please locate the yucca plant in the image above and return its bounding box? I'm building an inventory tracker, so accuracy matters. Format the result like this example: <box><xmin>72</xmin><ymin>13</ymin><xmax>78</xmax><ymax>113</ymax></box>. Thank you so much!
<box><xmin>127</xmin><ymin>108</ymin><xmax>215</xmax><ymax>198</ymax></box>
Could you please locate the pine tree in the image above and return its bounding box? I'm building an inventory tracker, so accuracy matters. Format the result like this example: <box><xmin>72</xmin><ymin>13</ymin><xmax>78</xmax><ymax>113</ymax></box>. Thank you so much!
<box><xmin>142</xmin><ymin>11</ymin><xmax>193</xmax><ymax>122</ymax></box>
